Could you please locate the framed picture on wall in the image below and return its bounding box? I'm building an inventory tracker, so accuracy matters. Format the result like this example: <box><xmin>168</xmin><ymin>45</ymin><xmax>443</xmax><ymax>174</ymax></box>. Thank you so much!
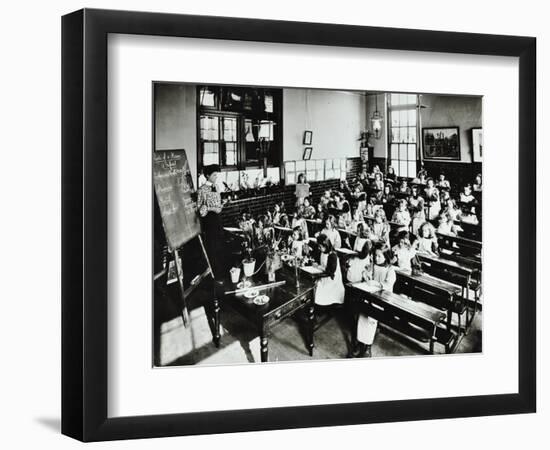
<box><xmin>472</xmin><ymin>127</ymin><xmax>483</xmax><ymax>162</ymax></box>
<box><xmin>422</xmin><ymin>126</ymin><xmax>461</xmax><ymax>160</ymax></box>
<box><xmin>62</xmin><ymin>8</ymin><xmax>535</xmax><ymax>442</ymax></box>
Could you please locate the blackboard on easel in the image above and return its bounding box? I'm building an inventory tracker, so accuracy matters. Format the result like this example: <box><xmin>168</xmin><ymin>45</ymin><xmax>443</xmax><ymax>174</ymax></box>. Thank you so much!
<box><xmin>153</xmin><ymin>149</ymin><xmax>212</xmax><ymax>326</ymax></box>
<box><xmin>153</xmin><ymin>150</ymin><xmax>201</xmax><ymax>250</ymax></box>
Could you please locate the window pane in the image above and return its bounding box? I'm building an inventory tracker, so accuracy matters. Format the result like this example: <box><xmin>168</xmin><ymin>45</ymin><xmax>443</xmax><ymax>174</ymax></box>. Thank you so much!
<box><xmin>222</xmin><ymin>117</ymin><xmax>237</xmax><ymax>141</ymax></box>
<box><xmin>408</xmin><ymin>126</ymin><xmax>417</xmax><ymax>143</ymax></box>
<box><xmin>399</xmin><ymin>144</ymin><xmax>407</xmax><ymax>160</ymax></box>
<box><xmin>264</xmin><ymin>94</ymin><xmax>273</xmax><ymax>113</ymax></box>
<box><xmin>407</xmin><ymin>94</ymin><xmax>417</xmax><ymax>105</ymax></box>
<box><xmin>199</xmin><ymin>88</ymin><xmax>216</xmax><ymax>107</ymax></box>
<box><xmin>399</xmin><ymin>127</ymin><xmax>407</xmax><ymax>142</ymax></box>
<box><xmin>391</xmin><ymin>110</ymin><xmax>399</xmax><ymax>127</ymax></box>
<box><xmin>408</xmin><ymin>109</ymin><xmax>417</xmax><ymax>126</ymax></box>
<box><xmin>204</xmin><ymin>142</ymin><xmax>216</xmax><ymax>153</ymax></box>
<box><xmin>400</xmin><ymin>110</ymin><xmax>408</xmax><ymax>126</ymax></box>
<box><xmin>408</xmin><ymin>144</ymin><xmax>416</xmax><ymax>160</ymax></box>
<box><xmin>399</xmin><ymin>94</ymin><xmax>408</xmax><ymax>105</ymax></box>
<box><xmin>201</xmin><ymin>116</ymin><xmax>219</xmax><ymax>140</ymax></box>
<box><xmin>203</xmin><ymin>152</ymin><xmax>218</xmax><ymax>165</ymax></box>
<box><xmin>391</xmin><ymin>144</ymin><xmax>399</xmax><ymax>159</ymax></box>
<box><xmin>225</xmin><ymin>142</ymin><xmax>237</xmax><ymax>165</ymax></box>
<box><xmin>390</xmin><ymin>93</ymin><xmax>400</xmax><ymax>105</ymax></box>
<box><xmin>391</xmin><ymin>127</ymin><xmax>398</xmax><ymax>143</ymax></box>
<box><xmin>399</xmin><ymin>161</ymin><xmax>407</xmax><ymax>177</ymax></box>
<box><xmin>408</xmin><ymin>161</ymin><xmax>417</xmax><ymax>177</ymax></box>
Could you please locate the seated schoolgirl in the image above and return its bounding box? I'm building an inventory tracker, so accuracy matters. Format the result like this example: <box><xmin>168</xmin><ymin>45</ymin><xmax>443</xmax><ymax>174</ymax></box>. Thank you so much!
<box><xmin>437</xmin><ymin>173</ymin><xmax>451</xmax><ymax>190</ymax></box>
<box><xmin>238</xmin><ymin>212</ymin><xmax>255</xmax><ymax>235</ymax></box>
<box><xmin>335</xmin><ymin>192</ymin><xmax>352</xmax><ymax>224</ymax></box>
<box><xmin>386</xmin><ymin>165</ymin><xmax>397</xmax><ymax>182</ymax></box>
<box><xmin>353</xmin><ymin>199</ymin><xmax>367</xmax><ymax>223</ymax></box>
<box><xmin>288</xmin><ymin>226</ymin><xmax>309</xmax><ymax>258</ymax></box>
<box><xmin>346</xmin><ymin>239</ymin><xmax>373</xmax><ymax>283</ymax></box>
<box><xmin>437</xmin><ymin>211</ymin><xmax>461</xmax><ymax>236</ymax></box>
<box><xmin>269</xmin><ymin>203</ymin><xmax>282</xmax><ymax>225</ymax></box>
<box><xmin>392</xmin><ymin>230</ymin><xmax>417</xmax><ymax>271</ymax></box>
<box><xmin>391</xmin><ymin>198</ymin><xmax>412</xmax><ymax>231</ymax></box>
<box><xmin>291</xmin><ymin>209</ymin><xmax>309</xmax><ymax>240</ymax></box>
<box><xmin>302</xmin><ymin>197</ymin><xmax>317</xmax><ymax>219</ymax></box>
<box><xmin>399</xmin><ymin>179</ymin><xmax>411</xmax><ymax>196</ymax></box>
<box><xmin>253</xmin><ymin>214</ymin><xmax>268</xmax><ymax>246</ymax></box>
<box><xmin>351</xmin><ymin>243</ymin><xmax>396</xmax><ymax>358</ymax></box>
<box><xmin>312</xmin><ymin>233</ymin><xmax>345</xmax><ymax>306</ymax></box>
<box><xmin>318</xmin><ymin>214</ymin><xmax>342</xmax><ymax>249</ymax></box>
<box><xmin>278</xmin><ymin>213</ymin><xmax>291</xmax><ymax>229</ymax></box>
<box><xmin>439</xmin><ymin>187</ymin><xmax>451</xmax><ymax>205</ymax></box>
<box><xmin>473</xmin><ymin>174</ymin><xmax>482</xmax><ymax>192</ymax></box>
<box><xmin>408</xmin><ymin>185</ymin><xmax>426</xmax><ymax>235</ymax></box>
<box><xmin>424</xmin><ymin>177</ymin><xmax>441</xmax><ymax>220</ymax></box>
<box><xmin>371</xmin><ymin>172</ymin><xmax>385</xmax><ymax>191</ymax></box>
<box><xmin>380</xmin><ymin>184</ymin><xmax>395</xmax><ymax>218</ymax></box>
<box><xmin>460</xmin><ymin>184</ymin><xmax>476</xmax><ymax>204</ymax></box>
<box><xmin>351</xmin><ymin>222</ymin><xmax>371</xmax><ymax>252</ymax></box>
<box><xmin>369</xmin><ymin>208</ymin><xmax>391</xmax><ymax>245</ymax></box>
<box><xmin>415</xmin><ymin>222</ymin><xmax>439</xmax><ymax>256</ymax></box>
<box><xmin>443</xmin><ymin>198</ymin><xmax>461</xmax><ymax>222</ymax></box>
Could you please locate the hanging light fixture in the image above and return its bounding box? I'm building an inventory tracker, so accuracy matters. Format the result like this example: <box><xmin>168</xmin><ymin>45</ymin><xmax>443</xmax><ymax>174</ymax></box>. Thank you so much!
<box><xmin>370</xmin><ymin>94</ymin><xmax>384</xmax><ymax>139</ymax></box>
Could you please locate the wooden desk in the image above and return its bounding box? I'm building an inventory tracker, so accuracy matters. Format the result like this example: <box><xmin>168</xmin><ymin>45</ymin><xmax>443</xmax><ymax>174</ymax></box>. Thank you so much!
<box><xmin>437</xmin><ymin>232</ymin><xmax>482</xmax><ymax>257</ymax></box>
<box><xmin>218</xmin><ymin>268</ymin><xmax>316</xmax><ymax>362</ymax></box>
<box><xmin>417</xmin><ymin>253</ymin><xmax>481</xmax><ymax>327</ymax></box>
<box><xmin>363</xmin><ymin>215</ymin><xmax>403</xmax><ymax>230</ymax></box>
<box><xmin>439</xmin><ymin>250</ymin><xmax>482</xmax><ymax>271</ymax></box>
<box><xmin>394</xmin><ymin>267</ymin><xmax>464</xmax><ymax>331</ymax></box>
<box><xmin>457</xmin><ymin>221</ymin><xmax>482</xmax><ymax>241</ymax></box>
<box><xmin>347</xmin><ymin>283</ymin><xmax>456</xmax><ymax>354</ymax></box>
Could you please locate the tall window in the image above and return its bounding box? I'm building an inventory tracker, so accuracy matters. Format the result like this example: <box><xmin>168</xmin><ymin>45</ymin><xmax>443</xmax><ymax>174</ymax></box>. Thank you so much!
<box><xmin>199</xmin><ymin>115</ymin><xmax>238</xmax><ymax>167</ymax></box>
<box><xmin>198</xmin><ymin>86</ymin><xmax>281</xmax><ymax>170</ymax></box>
<box><xmin>388</xmin><ymin>93</ymin><xmax>418</xmax><ymax>178</ymax></box>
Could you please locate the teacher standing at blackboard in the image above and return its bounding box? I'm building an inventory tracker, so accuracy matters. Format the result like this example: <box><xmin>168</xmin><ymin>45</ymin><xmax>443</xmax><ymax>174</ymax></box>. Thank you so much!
<box><xmin>197</xmin><ymin>164</ymin><xmax>224</xmax><ymax>279</ymax></box>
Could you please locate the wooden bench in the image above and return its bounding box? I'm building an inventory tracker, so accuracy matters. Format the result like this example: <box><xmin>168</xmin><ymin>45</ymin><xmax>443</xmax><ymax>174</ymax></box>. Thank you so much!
<box><xmin>394</xmin><ymin>267</ymin><xmax>464</xmax><ymax>333</ymax></box>
<box><xmin>437</xmin><ymin>232</ymin><xmax>482</xmax><ymax>259</ymax></box>
<box><xmin>416</xmin><ymin>254</ymin><xmax>481</xmax><ymax>328</ymax></box>
<box><xmin>348</xmin><ymin>283</ymin><xmax>456</xmax><ymax>354</ymax></box>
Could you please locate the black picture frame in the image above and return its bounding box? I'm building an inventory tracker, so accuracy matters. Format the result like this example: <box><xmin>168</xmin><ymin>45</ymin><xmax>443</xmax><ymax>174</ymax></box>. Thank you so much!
<box><xmin>303</xmin><ymin>147</ymin><xmax>313</xmax><ymax>160</ymax></box>
<box><xmin>422</xmin><ymin>126</ymin><xmax>461</xmax><ymax>161</ymax></box>
<box><xmin>62</xmin><ymin>8</ymin><xmax>536</xmax><ymax>442</ymax></box>
<box><xmin>303</xmin><ymin>130</ymin><xmax>313</xmax><ymax>145</ymax></box>
<box><xmin>471</xmin><ymin>127</ymin><xmax>483</xmax><ymax>162</ymax></box>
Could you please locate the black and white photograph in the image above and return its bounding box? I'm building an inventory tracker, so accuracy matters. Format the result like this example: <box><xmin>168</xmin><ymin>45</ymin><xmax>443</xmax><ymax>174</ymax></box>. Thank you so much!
<box><xmin>153</xmin><ymin>85</ymin><xmax>483</xmax><ymax>366</ymax></box>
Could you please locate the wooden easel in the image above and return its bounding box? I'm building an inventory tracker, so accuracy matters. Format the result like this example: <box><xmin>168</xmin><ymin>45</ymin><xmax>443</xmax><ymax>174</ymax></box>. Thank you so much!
<box><xmin>171</xmin><ymin>235</ymin><xmax>214</xmax><ymax>326</ymax></box>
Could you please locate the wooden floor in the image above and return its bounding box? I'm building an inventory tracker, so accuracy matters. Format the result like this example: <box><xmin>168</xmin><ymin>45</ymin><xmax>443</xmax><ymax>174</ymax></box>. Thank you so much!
<box><xmin>155</xmin><ymin>283</ymin><xmax>482</xmax><ymax>367</ymax></box>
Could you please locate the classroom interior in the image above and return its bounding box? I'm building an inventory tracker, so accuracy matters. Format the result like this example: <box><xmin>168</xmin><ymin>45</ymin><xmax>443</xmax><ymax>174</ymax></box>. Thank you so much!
<box><xmin>153</xmin><ymin>84</ymin><xmax>482</xmax><ymax>366</ymax></box>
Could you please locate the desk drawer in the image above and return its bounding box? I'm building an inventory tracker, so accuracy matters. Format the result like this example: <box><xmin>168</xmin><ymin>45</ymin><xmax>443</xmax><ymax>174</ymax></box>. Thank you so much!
<box><xmin>265</xmin><ymin>293</ymin><xmax>311</xmax><ymax>326</ymax></box>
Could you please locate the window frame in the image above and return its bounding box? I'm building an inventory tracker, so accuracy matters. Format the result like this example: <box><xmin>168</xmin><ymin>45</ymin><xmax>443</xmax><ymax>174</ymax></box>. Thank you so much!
<box><xmin>387</xmin><ymin>94</ymin><xmax>419</xmax><ymax>178</ymax></box>
<box><xmin>197</xmin><ymin>86</ymin><xmax>283</xmax><ymax>172</ymax></box>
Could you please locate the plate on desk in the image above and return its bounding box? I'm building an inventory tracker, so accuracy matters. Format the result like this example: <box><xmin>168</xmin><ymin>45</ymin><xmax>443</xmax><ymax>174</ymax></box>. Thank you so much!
<box><xmin>253</xmin><ymin>295</ymin><xmax>270</xmax><ymax>305</ymax></box>
<box><xmin>244</xmin><ymin>289</ymin><xmax>259</xmax><ymax>299</ymax></box>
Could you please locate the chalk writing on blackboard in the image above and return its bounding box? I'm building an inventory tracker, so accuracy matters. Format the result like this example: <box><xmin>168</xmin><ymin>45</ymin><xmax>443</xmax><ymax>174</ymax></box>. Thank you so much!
<box><xmin>153</xmin><ymin>150</ymin><xmax>201</xmax><ymax>250</ymax></box>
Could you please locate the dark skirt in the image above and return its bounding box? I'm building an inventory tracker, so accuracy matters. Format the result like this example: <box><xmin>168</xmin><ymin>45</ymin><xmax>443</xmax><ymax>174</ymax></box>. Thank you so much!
<box><xmin>201</xmin><ymin>212</ymin><xmax>224</xmax><ymax>279</ymax></box>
